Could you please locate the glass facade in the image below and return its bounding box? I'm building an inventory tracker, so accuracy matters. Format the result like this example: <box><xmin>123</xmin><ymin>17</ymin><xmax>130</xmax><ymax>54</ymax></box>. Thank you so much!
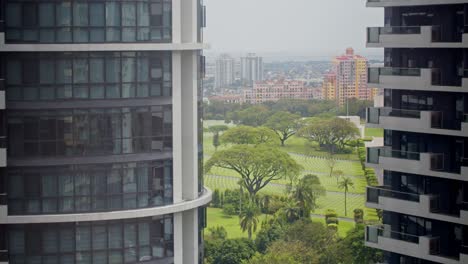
<box><xmin>5</xmin><ymin>0</ymin><xmax>172</xmax><ymax>43</ymax></box>
<box><xmin>7</xmin><ymin>161</ymin><xmax>173</xmax><ymax>215</ymax></box>
<box><xmin>7</xmin><ymin>106</ymin><xmax>172</xmax><ymax>158</ymax></box>
<box><xmin>7</xmin><ymin>216</ymin><xmax>174</xmax><ymax>264</ymax></box>
<box><xmin>4</xmin><ymin>52</ymin><xmax>172</xmax><ymax>102</ymax></box>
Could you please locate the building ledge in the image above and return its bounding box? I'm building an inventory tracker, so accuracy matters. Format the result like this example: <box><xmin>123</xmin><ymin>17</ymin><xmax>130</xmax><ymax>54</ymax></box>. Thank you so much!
<box><xmin>0</xmin><ymin>188</ymin><xmax>212</xmax><ymax>224</ymax></box>
<box><xmin>367</xmin><ymin>0</ymin><xmax>468</xmax><ymax>7</ymax></box>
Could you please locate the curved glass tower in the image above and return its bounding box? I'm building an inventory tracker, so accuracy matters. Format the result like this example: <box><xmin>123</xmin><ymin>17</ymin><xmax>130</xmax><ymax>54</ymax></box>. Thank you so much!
<box><xmin>0</xmin><ymin>1</ymin><xmax>211</xmax><ymax>264</ymax></box>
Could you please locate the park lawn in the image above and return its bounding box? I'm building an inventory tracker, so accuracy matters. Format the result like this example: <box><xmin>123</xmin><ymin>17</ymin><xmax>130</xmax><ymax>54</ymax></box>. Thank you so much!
<box><xmin>365</xmin><ymin>127</ymin><xmax>384</xmax><ymax>138</ymax></box>
<box><xmin>205</xmin><ymin>175</ymin><xmax>375</xmax><ymax>220</ymax></box>
<box><xmin>282</xmin><ymin>135</ymin><xmax>360</xmax><ymax>161</ymax></box>
<box><xmin>203</xmin><ymin>120</ymin><xmax>234</xmax><ymax>129</ymax></box>
<box><xmin>207</xmin><ymin>207</ymin><xmax>359</xmax><ymax>240</ymax></box>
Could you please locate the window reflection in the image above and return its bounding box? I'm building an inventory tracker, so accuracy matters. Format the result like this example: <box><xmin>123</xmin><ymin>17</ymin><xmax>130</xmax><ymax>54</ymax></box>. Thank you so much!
<box><xmin>7</xmin><ymin>161</ymin><xmax>173</xmax><ymax>215</ymax></box>
<box><xmin>8</xmin><ymin>106</ymin><xmax>173</xmax><ymax>158</ymax></box>
<box><xmin>5</xmin><ymin>0</ymin><xmax>172</xmax><ymax>44</ymax></box>
<box><xmin>8</xmin><ymin>216</ymin><xmax>174</xmax><ymax>264</ymax></box>
<box><xmin>5</xmin><ymin>52</ymin><xmax>172</xmax><ymax>101</ymax></box>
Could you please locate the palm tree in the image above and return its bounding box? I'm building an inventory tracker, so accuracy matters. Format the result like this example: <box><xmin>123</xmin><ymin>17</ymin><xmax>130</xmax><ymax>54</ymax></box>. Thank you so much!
<box><xmin>239</xmin><ymin>202</ymin><xmax>260</xmax><ymax>239</ymax></box>
<box><xmin>282</xmin><ymin>199</ymin><xmax>301</xmax><ymax>223</ymax></box>
<box><xmin>338</xmin><ymin>177</ymin><xmax>354</xmax><ymax>216</ymax></box>
<box><xmin>291</xmin><ymin>174</ymin><xmax>325</xmax><ymax>218</ymax></box>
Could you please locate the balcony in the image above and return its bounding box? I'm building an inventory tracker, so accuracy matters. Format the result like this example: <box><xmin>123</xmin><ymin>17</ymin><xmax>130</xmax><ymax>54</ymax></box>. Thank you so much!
<box><xmin>366</xmin><ymin>147</ymin><xmax>468</xmax><ymax>181</ymax></box>
<box><xmin>366</xmin><ymin>107</ymin><xmax>468</xmax><ymax>137</ymax></box>
<box><xmin>367</xmin><ymin>0</ymin><xmax>468</xmax><ymax>7</ymax></box>
<box><xmin>368</xmin><ymin>67</ymin><xmax>468</xmax><ymax>93</ymax></box>
<box><xmin>366</xmin><ymin>186</ymin><xmax>468</xmax><ymax>225</ymax></box>
<box><xmin>0</xmin><ymin>193</ymin><xmax>6</xmax><ymax>222</ymax></box>
<box><xmin>0</xmin><ymin>250</ymin><xmax>7</xmax><ymax>264</ymax></box>
<box><xmin>366</xmin><ymin>225</ymin><xmax>466</xmax><ymax>264</ymax></box>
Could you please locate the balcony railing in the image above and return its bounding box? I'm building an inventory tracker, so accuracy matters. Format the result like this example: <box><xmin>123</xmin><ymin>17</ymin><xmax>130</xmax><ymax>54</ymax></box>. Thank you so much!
<box><xmin>366</xmin><ymin>225</ymin><xmax>420</xmax><ymax>244</ymax></box>
<box><xmin>368</xmin><ymin>67</ymin><xmax>421</xmax><ymax>84</ymax></box>
<box><xmin>0</xmin><ymin>193</ymin><xmax>6</xmax><ymax>205</ymax></box>
<box><xmin>0</xmin><ymin>250</ymin><xmax>7</xmax><ymax>262</ymax></box>
<box><xmin>367</xmin><ymin>186</ymin><xmax>420</xmax><ymax>203</ymax></box>
<box><xmin>367</xmin><ymin>147</ymin><xmax>421</xmax><ymax>164</ymax></box>
<box><xmin>461</xmin><ymin>245</ymin><xmax>468</xmax><ymax>255</ymax></box>
<box><xmin>367</xmin><ymin>26</ymin><xmax>421</xmax><ymax>43</ymax></box>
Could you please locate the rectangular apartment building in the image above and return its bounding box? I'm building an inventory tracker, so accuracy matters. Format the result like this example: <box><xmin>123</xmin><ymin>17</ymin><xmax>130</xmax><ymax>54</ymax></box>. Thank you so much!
<box><xmin>0</xmin><ymin>1</ymin><xmax>211</xmax><ymax>264</ymax></box>
<box><xmin>365</xmin><ymin>1</ymin><xmax>468</xmax><ymax>264</ymax></box>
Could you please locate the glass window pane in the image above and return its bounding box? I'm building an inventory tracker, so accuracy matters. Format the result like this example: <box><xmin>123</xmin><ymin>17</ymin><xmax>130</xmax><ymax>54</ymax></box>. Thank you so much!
<box><xmin>73</xmin><ymin>59</ymin><xmax>89</xmax><ymax>84</ymax></box>
<box><xmin>93</xmin><ymin>226</ymin><xmax>107</xmax><ymax>250</ymax></box>
<box><xmin>42</xmin><ymin>175</ymin><xmax>57</xmax><ymax>197</ymax></box>
<box><xmin>9</xmin><ymin>230</ymin><xmax>25</xmax><ymax>254</ymax></box>
<box><xmin>90</xmin><ymin>29</ymin><xmax>105</xmax><ymax>42</ymax></box>
<box><xmin>40</xmin><ymin>60</ymin><xmax>55</xmax><ymax>84</ymax></box>
<box><xmin>124</xmin><ymin>223</ymin><xmax>137</xmax><ymax>248</ymax></box>
<box><xmin>57</xmin><ymin>85</ymin><xmax>73</xmax><ymax>99</ymax></box>
<box><xmin>39</xmin><ymin>3</ymin><xmax>55</xmax><ymax>27</ymax></box>
<box><xmin>122</xmin><ymin>58</ymin><xmax>135</xmax><ymax>83</ymax></box>
<box><xmin>6</xmin><ymin>4</ymin><xmax>21</xmax><ymax>27</ymax></box>
<box><xmin>122</xmin><ymin>3</ymin><xmax>136</xmax><ymax>26</ymax></box>
<box><xmin>106</xmin><ymin>58</ymin><xmax>121</xmax><ymax>83</ymax></box>
<box><xmin>60</xmin><ymin>228</ymin><xmax>74</xmax><ymax>252</ymax></box>
<box><xmin>56</xmin><ymin>60</ymin><xmax>72</xmax><ymax>84</ymax></box>
<box><xmin>56</xmin><ymin>3</ymin><xmax>72</xmax><ymax>26</ymax></box>
<box><xmin>90</xmin><ymin>58</ymin><xmax>104</xmax><ymax>83</ymax></box>
<box><xmin>108</xmin><ymin>224</ymin><xmax>123</xmax><ymax>249</ymax></box>
<box><xmin>73</xmin><ymin>3</ymin><xmax>88</xmax><ymax>26</ymax></box>
<box><xmin>7</xmin><ymin>60</ymin><xmax>22</xmax><ymax>85</ymax></box>
<box><xmin>90</xmin><ymin>3</ymin><xmax>105</xmax><ymax>26</ymax></box>
<box><xmin>76</xmin><ymin>226</ymin><xmax>91</xmax><ymax>251</ymax></box>
<box><xmin>90</xmin><ymin>86</ymin><xmax>105</xmax><ymax>99</ymax></box>
<box><xmin>23</xmin><ymin>3</ymin><xmax>38</xmax><ymax>27</ymax></box>
<box><xmin>137</xmin><ymin>58</ymin><xmax>149</xmax><ymax>82</ymax></box>
<box><xmin>122</xmin><ymin>28</ymin><xmax>136</xmax><ymax>42</ymax></box>
<box><xmin>106</xmin><ymin>28</ymin><xmax>121</xmax><ymax>42</ymax></box>
<box><xmin>57</xmin><ymin>28</ymin><xmax>72</xmax><ymax>43</ymax></box>
<box><xmin>108</xmin><ymin>170</ymin><xmax>122</xmax><ymax>194</ymax></box>
<box><xmin>74</xmin><ymin>29</ymin><xmax>89</xmax><ymax>43</ymax></box>
<box><xmin>43</xmin><ymin>229</ymin><xmax>58</xmax><ymax>254</ymax></box>
<box><xmin>137</xmin><ymin>3</ymin><xmax>150</xmax><ymax>27</ymax></box>
<box><xmin>138</xmin><ymin>223</ymin><xmax>150</xmax><ymax>246</ymax></box>
<box><xmin>106</xmin><ymin>3</ymin><xmax>121</xmax><ymax>26</ymax></box>
<box><xmin>40</xmin><ymin>29</ymin><xmax>55</xmax><ymax>43</ymax></box>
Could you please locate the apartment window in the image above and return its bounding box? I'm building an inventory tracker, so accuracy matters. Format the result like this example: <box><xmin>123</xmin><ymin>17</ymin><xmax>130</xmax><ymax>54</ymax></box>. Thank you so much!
<box><xmin>5</xmin><ymin>0</ymin><xmax>172</xmax><ymax>44</ymax></box>
<box><xmin>7</xmin><ymin>161</ymin><xmax>173</xmax><ymax>215</ymax></box>
<box><xmin>7</xmin><ymin>216</ymin><xmax>174</xmax><ymax>263</ymax></box>
<box><xmin>5</xmin><ymin>52</ymin><xmax>172</xmax><ymax>101</ymax></box>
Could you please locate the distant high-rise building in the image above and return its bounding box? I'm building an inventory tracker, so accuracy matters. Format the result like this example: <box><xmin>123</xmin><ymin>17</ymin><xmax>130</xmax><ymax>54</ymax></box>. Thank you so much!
<box><xmin>0</xmin><ymin>1</ymin><xmax>211</xmax><ymax>263</ymax></box>
<box><xmin>321</xmin><ymin>48</ymin><xmax>372</xmax><ymax>104</ymax></box>
<box><xmin>241</xmin><ymin>53</ymin><xmax>264</xmax><ymax>87</ymax></box>
<box><xmin>215</xmin><ymin>54</ymin><xmax>235</xmax><ymax>90</ymax></box>
<box><xmin>365</xmin><ymin>1</ymin><xmax>468</xmax><ymax>264</ymax></box>
<box><xmin>322</xmin><ymin>73</ymin><xmax>338</xmax><ymax>101</ymax></box>
<box><xmin>244</xmin><ymin>80</ymin><xmax>314</xmax><ymax>104</ymax></box>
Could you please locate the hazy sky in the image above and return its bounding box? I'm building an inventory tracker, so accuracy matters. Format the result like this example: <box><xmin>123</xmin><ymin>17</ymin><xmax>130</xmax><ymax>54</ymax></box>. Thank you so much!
<box><xmin>204</xmin><ymin>0</ymin><xmax>383</xmax><ymax>59</ymax></box>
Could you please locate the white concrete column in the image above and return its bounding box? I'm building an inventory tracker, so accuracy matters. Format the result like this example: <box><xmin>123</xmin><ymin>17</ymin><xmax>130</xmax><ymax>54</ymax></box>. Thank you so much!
<box><xmin>181</xmin><ymin>0</ymin><xmax>197</xmax><ymax>43</ymax></box>
<box><xmin>181</xmin><ymin>51</ymin><xmax>199</xmax><ymax>201</ymax></box>
<box><xmin>183</xmin><ymin>209</ymin><xmax>199</xmax><ymax>264</ymax></box>
<box><xmin>173</xmin><ymin>212</ymin><xmax>184</xmax><ymax>264</ymax></box>
<box><xmin>172</xmin><ymin>51</ymin><xmax>183</xmax><ymax>204</ymax></box>
<box><xmin>172</xmin><ymin>0</ymin><xmax>182</xmax><ymax>44</ymax></box>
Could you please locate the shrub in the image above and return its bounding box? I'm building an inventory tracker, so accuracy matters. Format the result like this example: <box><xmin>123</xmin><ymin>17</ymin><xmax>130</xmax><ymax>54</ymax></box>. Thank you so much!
<box><xmin>223</xmin><ymin>204</ymin><xmax>237</xmax><ymax>216</ymax></box>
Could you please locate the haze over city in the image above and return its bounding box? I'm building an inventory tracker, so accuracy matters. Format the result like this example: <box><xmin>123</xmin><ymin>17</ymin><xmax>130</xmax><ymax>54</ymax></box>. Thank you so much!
<box><xmin>204</xmin><ymin>0</ymin><xmax>384</xmax><ymax>60</ymax></box>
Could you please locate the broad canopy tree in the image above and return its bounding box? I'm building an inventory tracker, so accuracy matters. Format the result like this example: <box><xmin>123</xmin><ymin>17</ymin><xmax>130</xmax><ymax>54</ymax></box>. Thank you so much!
<box><xmin>264</xmin><ymin>111</ymin><xmax>302</xmax><ymax>146</ymax></box>
<box><xmin>298</xmin><ymin>117</ymin><xmax>359</xmax><ymax>153</ymax></box>
<box><xmin>205</xmin><ymin>145</ymin><xmax>302</xmax><ymax>200</ymax></box>
<box><xmin>221</xmin><ymin>126</ymin><xmax>278</xmax><ymax>145</ymax></box>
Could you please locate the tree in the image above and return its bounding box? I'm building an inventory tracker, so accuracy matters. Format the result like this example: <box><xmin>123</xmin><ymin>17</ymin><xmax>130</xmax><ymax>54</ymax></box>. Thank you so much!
<box><xmin>245</xmin><ymin>241</ymin><xmax>319</xmax><ymax>264</ymax></box>
<box><xmin>206</xmin><ymin>238</ymin><xmax>256</xmax><ymax>264</ymax></box>
<box><xmin>233</xmin><ymin>105</ymin><xmax>271</xmax><ymax>126</ymax></box>
<box><xmin>332</xmin><ymin>170</ymin><xmax>344</xmax><ymax>184</ymax></box>
<box><xmin>212</xmin><ymin>189</ymin><xmax>221</xmax><ymax>208</ymax></box>
<box><xmin>220</xmin><ymin>126</ymin><xmax>278</xmax><ymax>145</ymax></box>
<box><xmin>208</xmin><ymin>226</ymin><xmax>228</xmax><ymax>240</ymax></box>
<box><xmin>338</xmin><ymin>177</ymin><xmax>354</xmax><ymax>216</ymax></box>
<box><xmin>281</xmin><ymin>199</ymin><xmax>301</xmax><ymax>223</ymax></box>
<box><xmin>205</xmin><ymin>145</ymin><xmax>302</xmax><ymax>200</ymax></box>
<box><xmin>254</xmin><ymin>221</ymin><xmax>284</xmax><ymax>253</ymax></box>
<box><xmin>340</xmin><ymin>225</ymin><xmax>384</xmax><ymax>264</ymax></box>
<box><xmin>290</xmin><ymin>174</ymin><xmax>325</xmax><ymax>218</ymax></box>
<box><xmin>353</xmin><ymin>209</ymin><xmax>364</xmax><ymax>224</ymax></box>
<box><xmin>239</xmin><ymin>202</ymin><xmax>260</xmax><ymax>239</ymax></box>
<box><xmin>326</xmin><ymin>155</ymin><xmax>337</xmax><ymax>178</ymax></box>
<box><xmin>209</xmin><ymin>125</ymin><xmax>229</xmax><ymax>151</ymax></box>
<box><xmin>265</xmin><ymin>111</ymin><xmax>301</xmax><ymax>146</ymax></box>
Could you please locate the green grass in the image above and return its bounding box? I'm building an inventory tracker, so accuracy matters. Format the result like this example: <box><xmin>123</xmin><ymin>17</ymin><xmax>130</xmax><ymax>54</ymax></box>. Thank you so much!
<box><xmin>365</xmin><ymin>127</ymin><xmax>384</xmax><ymax>138</ymax></box>
<box><xmin>207</xmin><ymin>208</ymin><xmax>358</xmax><ymax>239</ymax></box>
<box><xmin>281</xmin><ymin>136</ymin><xmax>359</xmax><ymax>161</ymax></box>
<box><xmin>203</xmin><ymin>120</ymin><xmax>234</xmax><ymax>129</ymax></box>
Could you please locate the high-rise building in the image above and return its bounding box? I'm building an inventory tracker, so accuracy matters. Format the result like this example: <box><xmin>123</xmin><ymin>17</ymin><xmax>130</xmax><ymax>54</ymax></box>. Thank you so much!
<box><xmin>332</xmin><ymin>48</ymin><xmax>370</xmax><ymax>105</ymax></box>
<box><xmin>322</xmin><ymin>73</ymin><xmax>337</xmax><ymax>101</ymax></box>
<box><xmin>214</xmin><ymin>54</ymin><xmax>235</xmax><ymax>91</ymax></box>
<box><xmin>365</xmin><ymin>1</ymin><xmax>468</xmax><ymax>263</ymax></box>
<box><xmin>0</xmin><ymin>1</ymin><xmax>211</xmax><ymax>264</ymax></box>
<box><xmin>240</xmin><ymin>53</ymin><xmax>264</xmax><ymax>87</ymax></box>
